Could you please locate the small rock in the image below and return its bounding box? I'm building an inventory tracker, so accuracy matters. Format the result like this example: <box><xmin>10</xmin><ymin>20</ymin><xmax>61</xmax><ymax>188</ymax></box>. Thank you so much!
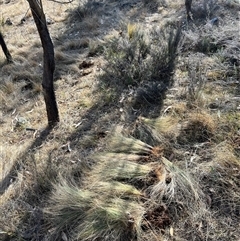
<box><xmin>14</xmin><ymin>117</ymin><xmax>29</xmax><ymax>131</ymax></box>
<box><xmin>46</xmin><ymin>18</ymin><xmax>54</xmax><ymax>25</ymax></box>
<box><xmin>5</xmin><ymin>18</ymin><xmax>12</xmax><ymax>25</ymax></box>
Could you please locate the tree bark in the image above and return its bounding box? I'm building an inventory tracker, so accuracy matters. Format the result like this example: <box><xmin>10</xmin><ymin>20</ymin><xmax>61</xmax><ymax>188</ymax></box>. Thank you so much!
<box><xmin>185</xmin><ymin>0</ymin><xmax>192</xmax><ymax>19</ymax></box>
<box><xmin>0</xmin><ymin>31</ymin><xmax>13</xmax><ymax>63</ymax></box>
<box><xmin>27</xmin><ymin>0</ymin><xmax>59</xmax><ymax>126</ymax></box>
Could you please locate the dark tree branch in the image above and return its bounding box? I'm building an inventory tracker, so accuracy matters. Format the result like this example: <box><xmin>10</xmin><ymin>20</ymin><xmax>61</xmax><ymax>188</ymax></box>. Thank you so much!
<box><xmin>0</xmin><ymin>31</ymin><xmax>13</xmax><ymax>63</ymax></box>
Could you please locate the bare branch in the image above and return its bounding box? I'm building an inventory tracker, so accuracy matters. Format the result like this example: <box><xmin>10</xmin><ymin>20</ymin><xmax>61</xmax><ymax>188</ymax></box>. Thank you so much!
<box><xmin>48</xmin><ymin>0</ymin><xmax>74</xmax><ymax>4</ymax></box>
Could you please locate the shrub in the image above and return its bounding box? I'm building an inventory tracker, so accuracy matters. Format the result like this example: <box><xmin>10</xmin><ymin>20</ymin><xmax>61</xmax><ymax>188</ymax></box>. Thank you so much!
<box><xmin>102</xmin><ymin>24</ymin><xmax>181</xmax><ymax>88</ymax></box>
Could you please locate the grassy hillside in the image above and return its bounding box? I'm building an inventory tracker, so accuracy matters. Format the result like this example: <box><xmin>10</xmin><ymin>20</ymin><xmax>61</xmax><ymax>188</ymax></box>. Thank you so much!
<box><xmin>0</xmin><ymin>0</ymin><xmax>239</xmax><ymax>240</ymax></box>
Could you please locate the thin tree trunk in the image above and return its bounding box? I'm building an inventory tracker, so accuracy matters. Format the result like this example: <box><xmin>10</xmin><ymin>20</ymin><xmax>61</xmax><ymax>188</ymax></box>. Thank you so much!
<box><xmin>0</xmin><ymin>31</ymin><xmax>13</xmax><ymax>63</ymax></box>
<box><xmin>185</xmin><ymin>0</ymin><xmax>192</xmax><ymax>19</ymax></box>
<box><xmin>27</xmin><ymin>0</ymin><xmax>59</xmax><ymax>126</ymax></box>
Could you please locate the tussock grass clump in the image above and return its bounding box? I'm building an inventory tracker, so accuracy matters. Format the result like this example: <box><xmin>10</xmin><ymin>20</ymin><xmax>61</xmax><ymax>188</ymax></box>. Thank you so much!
<box><xmin>107</xmin><ymin>134</ymin><xmax>153</xmax><ymax>155</ymax></box>
<box><xmin>91</xmin><ymin>158</ymin><xmax>152</xmax><ymax>182</ymax></box>
<box><xmin>132</xmin><ymin>121</ymin><xmax>164</xmax><ymax>147</ymax></box>
<box><xmin>75</xmin><ymin>199</ymin><xmax>144</xmax><ymax>241</ymax></box>
<box><xmin>89</xmin><ymin>181</ymin><xmax>142</xmax><ymax>198</ymax></box>
<box><xmin>139</xmin><ymin>116</ymin><xmax>180</xmax><ymax>138</ymax></box>
<box><xmin>46</xmin><ymin>133</ymin><xmax>160</xmax><ymax>240</ymax></box>
<box><xmin>150</xmin><ymin>157</ymin><xmax>209</xmax><ymax>214</ymax></box>
<box><xmin>47</xmin><ymin>125</ymin><xmax>238</xmax><ymax>241</ymax></box>
<box><xmin>46</xmin><ymin>177</ymin><xmax>145</xmax><ymax>241</ymax></box>
<box><xmin>147</xmin><ymin>157</ymin><xmax>212</xmax><ymax>240</ymax></box>
<box><xmin>68</xmin><ymin>0</ymin><xmax>96</xmax><ymax>21</ymax></box>
<box><xmin>102</xmin><ymin>24</ymin><xmax>181</xmax><ymax>87</ymax></box>
<box><xmin>46</xmin><ymin>179</ymin><xmax>96</xmax><ymax>237</ymax></box>
<box><xmin>128</xmin><ymin>119</ymin><xmax>217</xmax><ymax>238</ymax></box>
<box><xmin>93</xmin><ymin>152</ymin><xmax>144</xmax><ymax>163</ymax></box>
<box><xmin>104</xmin><ymin>131</ymin><xmax>212</xmax><ymax>239</ymax></box>
<box><xmin>178</xmin><ymin>111</ymin><xmax>216</xmax><ymax>144</ymax></box>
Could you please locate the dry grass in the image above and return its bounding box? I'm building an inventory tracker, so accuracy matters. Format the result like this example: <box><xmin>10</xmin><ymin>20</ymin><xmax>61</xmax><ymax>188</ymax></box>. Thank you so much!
<box><xmin>193</xmin><ymin>142</ymin><xmax>240</xmax><ymax>240</ymax></box>
<box><xmin>89</xmin><ymin>181</ymin><xmax>142</xmax><ymax>198</ymax></box>
<box><xmin>1</xmin><ymin>0</ymin><xmax>240</xmax><ymax>240</ymax></box>
<box><xmin>46</xmin><ymin>176</ymin><xmax>145</xmax><ymax>241</ymax></box>
<box><xmin>178</xmin><ymin>111</ymin><xmax>217</xmax><ymax>143</ymax></box>
<box><xmin>76</xmin><ymin>199</ymin><xmax>144</xmax><ymax>241</ymax></box>
<box><xmin>107</xmin><ymin>134</ymin><xmax>153</xmax><ymax>155</ymax></box>
<box><xmin>139</xmin><ymin>115</ymin><xmax>180</xmax><ymax>138</ymax></box>
<box><xmin>91</xmin><ymin>154</ymin><xmax>153</xmax><ymax>182</ymax></box>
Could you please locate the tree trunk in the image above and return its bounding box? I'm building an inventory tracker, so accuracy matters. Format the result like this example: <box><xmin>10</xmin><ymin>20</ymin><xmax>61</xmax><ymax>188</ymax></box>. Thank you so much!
<box><xmin>185</xmin><ymin>0</ymin><xmax>192</xmax><ymax>19</ymax></box>
<box><xmin>27</xmin><ymin>0</ymin><xmax>59</xmax><ymax>127</ymax></box>
<box><xmin>0</xmin><ymin>31</ymin><xmax>13</xmax><ymax>63</ymax></box>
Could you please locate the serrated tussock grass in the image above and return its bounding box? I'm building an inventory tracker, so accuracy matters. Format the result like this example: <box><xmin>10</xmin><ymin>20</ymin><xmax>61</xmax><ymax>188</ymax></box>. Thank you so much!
<box><xmin>139</xmin><ymin>115</ymin><xmax>180</xmax><ymax>138</ymax></box>
<box><xmin>75</xmin><ymin>199</ymin><xmax>144</xmax><ymax>241</ymax></box>
<box><xmin>88</xmin><ymin>181</ymin><xmax>142</xmax><ymax>198</ymax></box>
<box><xmin>46</xmin><ymin>175</ymin><xmax>145</xmax><ymax>241</ymax></box>
<box><xmin>90</xmin><ymin>157</ymin><xmax>152</xmax><ymax>182</ymax></box>
<box><xmin>107</xmin><ymin>134</ymin><xmax>153</xmax><ymax>155</ymax></box>
<box><xmin>47</xmin><ymin>127</ymin><xmax>215</xmax><ymax>240</ymax></box>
